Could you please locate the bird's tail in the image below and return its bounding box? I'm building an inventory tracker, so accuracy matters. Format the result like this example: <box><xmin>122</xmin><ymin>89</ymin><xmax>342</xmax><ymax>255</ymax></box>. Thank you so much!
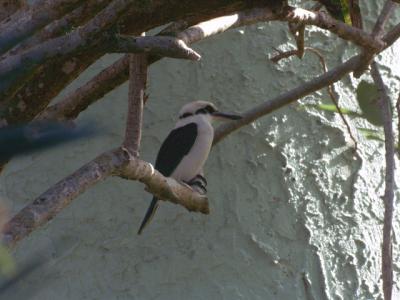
<box><xmin>137</xmin><ymin>197</ymin><xmax>159</xmax><ymax>235</ymax></box>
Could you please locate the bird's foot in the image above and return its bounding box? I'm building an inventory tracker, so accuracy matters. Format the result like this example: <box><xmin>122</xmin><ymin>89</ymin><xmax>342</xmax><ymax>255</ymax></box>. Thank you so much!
<box><xmin>183</xmin><ymin>174</ymin><xmax>207</xmax><ymax>195</ymax></box>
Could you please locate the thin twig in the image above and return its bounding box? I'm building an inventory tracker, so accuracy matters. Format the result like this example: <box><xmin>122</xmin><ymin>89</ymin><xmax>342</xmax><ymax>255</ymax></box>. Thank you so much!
<box><xmin>271</xmin><ymin>47</ymin><xmax>358</xmax><ymax>149</ymax></box>
<box><xmin>307</xmin><ymin>47</ymin><xmax>358</xmax><ymax>150</ymax></box>
<box><xmin>397</xmin><ymin>92</ymin><xmax>400</xmax><ymax>151</ymax></box>
<box><xmin>282</xmin><ymin>6</ymin><xmax>385</xmax><ymax>51</ymax></box>
<box><xmin>370</xmin><ymin>61</ymin><xmax>395</xmax><ymax>300</ymax></box>
<box><xmin>123</xmin><ymin>50</ymin><xmax>147</xmax><ymax>157</ymax></box>
<box><xmin>353</xmin><ymin>0</ymin><xmax>396</xmax><ymax>77</ymax></box>
<box><xmin>213</xmin><ymin>55</ymin><xmax>362</xmax><ymax>144</ymax></box>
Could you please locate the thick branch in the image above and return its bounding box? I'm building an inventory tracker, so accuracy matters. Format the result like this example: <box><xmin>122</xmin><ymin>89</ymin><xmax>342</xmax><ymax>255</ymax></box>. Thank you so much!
<box><xmin>123</xmin><ymin>52</ymin><xmax>147</xmax><ymax>156</ymax></box>
<box><xmin>0</xmin><ymin>0</ymin><xmax>84</xmax><ymax>54</ymax></box>
<box><xmin>2</xmin><ymin>148</ymin><xmax>126</xmax><ymax>248</ymax></box>
<box><xmin>283</xmin><ymin>7</ymin><xmax>385</xmax><ymax>51</ymax></box>
<box><xmin>1</xmin><ymin>1</ymin><xmax>110</xmax><ymax>59</ymax></box>
<box><xmin>2</xmin><ymin>1</ymin><xmax>270</xmax><ymax>126</ymax></box>
<box><xmin>0</xmin><ymin>0</ymin><xmax>23</xmax><ymax>22</ymax></box>
<box><xmin>120</xmin><ymin>155</ymin><xmax>209</xmax><ymax>214</ymax></box>
<box><xmin>2</xmin><ymin>148</ymin><xmax>208</xmax><ymax>248</ymax></box>
<box><xmin>0</xmin><ymin>0</ymin><xmax>133</xmax><ymax>99</ymax></box>
<box><xmin>371</xmin><ymin>62</ymin><xmax>395</xmax><ymax>300</ymax></box>
<box><xmin>39</xmin><ymin>7</ymin><xmax>277</xmax><ymax>121</ymax></box>
<box><xmin>109</xmin><ymin>35</ymin><xmax>201</xmax><ymax>60</ymax></box>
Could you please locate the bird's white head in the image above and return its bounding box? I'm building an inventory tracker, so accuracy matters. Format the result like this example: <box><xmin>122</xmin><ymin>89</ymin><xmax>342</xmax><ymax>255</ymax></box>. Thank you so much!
<box><xmin>178</xmin><ymin>101</ymin><xmax>242</xmax><ymax>123</ymax></box>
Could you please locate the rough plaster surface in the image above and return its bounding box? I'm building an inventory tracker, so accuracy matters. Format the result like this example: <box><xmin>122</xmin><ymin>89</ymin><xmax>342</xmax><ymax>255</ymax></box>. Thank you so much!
<box><xmin>1</xmin><ymin>3</ymin><xmax>400</xmax><ymax>300</ymax></box>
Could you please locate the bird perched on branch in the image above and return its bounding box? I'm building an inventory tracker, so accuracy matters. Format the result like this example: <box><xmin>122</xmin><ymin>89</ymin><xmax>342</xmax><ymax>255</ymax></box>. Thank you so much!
<box><xmin>137</xmin><ymin>101</ymin><xmax>242</xmax><ymax>234</ymax></box>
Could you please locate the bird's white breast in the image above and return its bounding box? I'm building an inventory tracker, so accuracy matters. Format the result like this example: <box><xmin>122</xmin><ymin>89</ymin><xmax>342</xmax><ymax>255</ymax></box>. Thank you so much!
<box><xmin>171</xmin><ymin>114</ymin><xmax>214</xmax><ymax>181</ymax></box>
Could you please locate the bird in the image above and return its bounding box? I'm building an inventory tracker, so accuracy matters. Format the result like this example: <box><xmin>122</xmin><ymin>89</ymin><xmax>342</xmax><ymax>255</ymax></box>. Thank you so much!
<box><xmin>137</xmin><ymin>100</ymin><xmax>242</xmax><ymax>234</ymax></box>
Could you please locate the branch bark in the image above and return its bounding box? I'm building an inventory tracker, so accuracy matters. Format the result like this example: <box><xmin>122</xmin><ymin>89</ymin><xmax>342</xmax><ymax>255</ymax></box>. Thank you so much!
<box><xmin>213</xmin><ymin>22</ymin><xmax>400</xmax><ymax>143</ymax></box>
<box><xmin>370</xmin><ymin>62</ymin><xmax>395</xmax><ymax>300</ymax></box>
<box><xmin>0</xmin><ymin>0</ymin><xmax>84</xmax><ymax>54</ymax></box>
<box><xmin>353</xmin><ymin>0</ymin><xmax>396</xmax><ymax>77</ymax></box>
<box><xmin>123</xmin><ymin>51</ymin><xmax>147</xmax><ymax>157</ymax></box>
<box><xmin>0</xmin><ymin>0</ymin><xmax>134</xmax><ymax>99</ymax></box>
<box><xmin>109</xmin><ymin>35</ymin><xmax>201</xmax><ymax>60</ymax></box>
<box><xmin>2</xmin><ymin>147</ymin><xmax>209</xmax><ymax>248</ymax></box>
<box><xmin>38</xmin><ymin>7</ymin><xmax>277</xmax><ymax>121</ymax></box>
<box><xmin>282</xmin><ymin>7</ymin><xmax>385</xmax><ymax>51</ymax></box>
<box><xmin>1</xmin><ymin>1</ymin><xmax>274</xmax><ymax>127</ymax></box>
<box><xmin>1</xmin><ymin>1</ymin><xmax>110</xmax><ymax>59</ymax></box>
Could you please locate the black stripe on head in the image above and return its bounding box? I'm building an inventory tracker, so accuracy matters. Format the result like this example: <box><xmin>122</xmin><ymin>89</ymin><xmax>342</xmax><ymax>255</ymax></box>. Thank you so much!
<box><xmin>195</xmin><ymin>105</ymin><xmax>216</xmax><ymax>115</ymax></box>
<box><xmin>179</xmin><ymin>112</ymin><xmax>193</xmax><ymax>119</ymax></box>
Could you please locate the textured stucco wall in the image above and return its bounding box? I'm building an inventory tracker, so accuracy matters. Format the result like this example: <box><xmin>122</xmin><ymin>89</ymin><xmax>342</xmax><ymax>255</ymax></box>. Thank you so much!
<box><xmin>1</xmin><ymin>2</ymin><xmax>400</xmax><ymax>300</ymax></box>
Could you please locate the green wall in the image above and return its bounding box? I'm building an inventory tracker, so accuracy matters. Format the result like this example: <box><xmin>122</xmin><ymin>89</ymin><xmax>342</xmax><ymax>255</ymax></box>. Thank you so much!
<box><xmin>1</xmin><ymin>2</ymin><xmax>400</xmax><ymax>299</ymax></box>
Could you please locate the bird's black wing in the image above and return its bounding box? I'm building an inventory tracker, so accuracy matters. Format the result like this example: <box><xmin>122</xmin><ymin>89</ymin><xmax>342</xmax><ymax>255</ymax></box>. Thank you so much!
<box><xmin>137</xmin><ymin>123</ymin><xmax>197</xmax><ymax>235</ymax></box>
<box><xmin>154</xmin><ymin>122</ymin><xmax>198</xmax><ymax>176</ymax></box>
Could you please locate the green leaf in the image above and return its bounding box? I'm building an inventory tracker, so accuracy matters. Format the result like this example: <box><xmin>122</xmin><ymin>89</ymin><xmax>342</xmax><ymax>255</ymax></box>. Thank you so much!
<box><xmin>303</xmin><ymin>103</ymin><xmax>361</xmax><ymax>117</ymax></box>
<box><xmin>356</xmin><ymin>80</ymin><xmax>383</xmax><ymax>127</ymax></box>
<box><xmin>357</xmin><ymin>127</ymin><xmax>384</xmax><ymax>142</ymax></box>
<box><xmin>0</xmin><ymin>245</ymin><xmax>16</xmax><ymax>277</ymax></box>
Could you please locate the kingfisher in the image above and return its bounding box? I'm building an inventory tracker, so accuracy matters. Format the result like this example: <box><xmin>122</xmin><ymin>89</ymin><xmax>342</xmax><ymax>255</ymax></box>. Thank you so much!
<box><xmin>137</xmin><ymin>101</ymin><xmax>242</xmax><ymax>234</ymax></box>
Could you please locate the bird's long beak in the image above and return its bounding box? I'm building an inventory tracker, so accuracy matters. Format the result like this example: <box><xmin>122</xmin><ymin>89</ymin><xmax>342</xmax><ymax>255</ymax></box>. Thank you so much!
<box><xmin>212</xmin><ymin>111</ymin><xmax>242</xmax><ymax>120</ymax></box>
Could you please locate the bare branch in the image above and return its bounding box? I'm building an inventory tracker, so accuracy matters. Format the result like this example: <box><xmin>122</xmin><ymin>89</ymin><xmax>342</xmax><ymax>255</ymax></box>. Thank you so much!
<box><xmin>120</xmin><ymin>153</ymin><xmax>209</xmax><ymax>214</ymax></box>
<box><xmin>2</xmin><ymin>148</ymin><xmax>208</xmax><ymax>248</ymax></box>
<box><xmin>39</xmin><ymin>7</ymin><xmax>277</xmax><ymax>121</ymax></box>
<box><xmin>2</xmin><ymin>1</ymin><xmax>265</xmax><ymax>126</ymax></box>
<box><xmin>109</xmin><ymin>35</ymin><xmax>201</xmax><ymax>61</ymax></box>
<box><xmin>2</xmin><ymin>148</ymin><xmax>126</xmax><ymax>249</ymax></box>
<box><xmin>283</xmin><ymin>7</ymin><xmax>385</xmax><ymax>51</ymax></box>
<box><xmin>123</xmin><ymin>52</ymin><xmax>147</xmax><ymax>157</ymax></box>
<box><xmin>213</xmin><ymin>55</ymin><xmax>362</xmax><ymax>144</ymax></box>
<box><xmin>1</xmin><ymin>1</ymin><xmax>110</xmax><ymax>59</ymax></box>
<box><xmin>397</xmin><ymin>92</ymin><xmax>400</xmax><ymax>151</ymax></box>
<box><xmin>270</xmin><ymin>47</ymin><xmax>355</xmax><ymax>142</ymax></box>
<box><xmin>0</xmin><ymin>0</ymin><xmax>134</xmax><ymax>98</ymax></box>
<box><xmin>0</xmin><ymin>0</ymin><xmax>23</xmax><ymax>22</ymax></box>
<box><xmin>37</xmin><ymin>55</ymin><xmax>130</xmax><ymax>121</ymax></box>
<box><xmin>370</xmin><ymin>62</ymin><xmax>395</xmax><ymax>300</ymax></box>
<box><xmin>0</xmin><ymin>0</ymin><xmax>84</xmax><ymax>54</ymax></box>
<box><xmin>213</xmin><ymin>22</ymin><xmax>400</xmax><ymax>144</ymax></box>
<box><xmin>353</xmin><ymin>1</ymin><xmax>396</xmax><ymax>77</ymax></box>
<box><xmin>177</xmin><ymin>7</ymin><xmax>277</xmax><ymax>44</ymax></box>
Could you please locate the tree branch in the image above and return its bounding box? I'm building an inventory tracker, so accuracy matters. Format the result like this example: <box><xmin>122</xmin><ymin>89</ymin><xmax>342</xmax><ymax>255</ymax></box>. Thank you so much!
<box><xmin>1</xmin><ymin>1</ymin><xmax>110</xmax><ymax>59</ymax></box>
<box><xmin>370</xmin><ymin>62</ymin><xmax>395</xmax><ymax>300</ymax></box>
<box><xmin>353</xmin><ymin>0</ymin><xmax>396</xmax><ymax>77</ymax></box>
<box><xmin>38</xmin><ymin>7</ymin><xmax>277</xmax><ymax>121</ymax></box>
<box><xmin>213</xmin><ymin>55</ymin><xmax>362</xmax><ymax>144</ymax></box>
<box><xmin>213</xmin><ymin>22</ymin><xmax>400</xmax><ymax>143</ymax></box>
<box><xmin>0</xmin><ymin>0</ymin><xmax>23</xmax><ymax>23</ymax></box>
<box><xmin>123</xmin><ymin>51</ymin><xmax>147</xmax><ymax>157</ymax></box>
<box><xmin>1</xmin><ymin>0</ymin><xmax>270</xmax><ymax>127</ymax></box>
<box><xmin>109</xmin><ymin>35</ymin><xmax>201</xmax><ymax>60</ymax></box>
<box><xmin>0</xmin><ymin>0</ymin><xmax>134</xmax><ymax>99</ymax></box>
<box><xmin>2</xmin><ymin>148</ymin><xmax>209</xmax><ymax>248</ymax></box>
<box><xmin>282</xmin><ymin>7</ymin><xmax>385</xmax><ymax>51</ymax></box>
<box><xmin>0</xmin><ymin>0</ymin><xmax>84</xmax><ymax>54</ymax></box>
<box><xmin>270</xmin><ymin>47</ymin><xmax>358</xmax><ymax>150</ymax></box>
